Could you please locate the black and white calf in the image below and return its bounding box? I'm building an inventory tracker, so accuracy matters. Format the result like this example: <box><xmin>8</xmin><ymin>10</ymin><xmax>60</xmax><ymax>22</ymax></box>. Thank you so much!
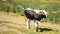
<box><xmin>24</xmin><ymin>8</ymin><xmax>48</xmax><ymax>32</ymax></box>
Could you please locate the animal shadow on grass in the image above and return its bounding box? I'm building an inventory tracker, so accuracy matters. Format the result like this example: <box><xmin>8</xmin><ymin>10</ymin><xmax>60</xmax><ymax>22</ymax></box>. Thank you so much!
<box><xmin>38</xmin><ymin>28</ymin><xmax>53</xmax><ymax>32</ymax></box>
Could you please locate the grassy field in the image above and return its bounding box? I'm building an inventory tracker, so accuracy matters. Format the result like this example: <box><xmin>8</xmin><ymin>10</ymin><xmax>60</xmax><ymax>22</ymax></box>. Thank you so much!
<box><xmin>0</xmin><ymin>12</ymin><xmax>60</xmax><ymax>34</ymax></box>
<box><xmin>0</xmin><ymin>20</ymin><xmax>60</xmax><ymax>34</ymax></box>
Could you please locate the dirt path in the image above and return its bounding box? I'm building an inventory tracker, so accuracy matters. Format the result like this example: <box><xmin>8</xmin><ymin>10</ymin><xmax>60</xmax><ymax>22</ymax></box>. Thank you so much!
<box><xmin>0</xmin><ymin>12</ymin><xmax>25</xmax><ymax>24</ymax></box>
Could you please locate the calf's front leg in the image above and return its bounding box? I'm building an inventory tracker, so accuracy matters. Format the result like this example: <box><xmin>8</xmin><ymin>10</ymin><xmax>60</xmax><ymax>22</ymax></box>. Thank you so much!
<box><xmin>34</xmin><ymin>20</ymin><xmax>39</xmax><ymax>32</ymax></box>
<box><xmin>26</xmin><ymin>19</ymin><xmax>30</xmax><ymax>29</ymax></box>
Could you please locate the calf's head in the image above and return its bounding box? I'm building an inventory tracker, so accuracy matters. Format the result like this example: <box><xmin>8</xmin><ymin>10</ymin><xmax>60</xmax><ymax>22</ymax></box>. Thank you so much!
<box><xmin>39</xmin><ymin>10</ymin><xmax>48</xmax><ymax>18</ymax></box>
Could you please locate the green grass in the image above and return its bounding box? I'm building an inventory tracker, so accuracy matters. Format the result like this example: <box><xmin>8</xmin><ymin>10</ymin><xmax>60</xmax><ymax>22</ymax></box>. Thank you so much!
<box><xmin>5</xmin><ymin>25</ymin><xmax>60</xmax><ymax>34</ymax></box>
<box><xmin>11</xmin><ymin>26</ymin><xmax>59</xmax><ymax>34</ymax></box>
<box><xmin>0</xmin><ymin>20</ymin><xmax>60</xmax><ymax>34</ymax></box>
<box><xmin>0</xmin><ymin>31</ymin><xmax>18</xmax><ymax>34</ymax></box>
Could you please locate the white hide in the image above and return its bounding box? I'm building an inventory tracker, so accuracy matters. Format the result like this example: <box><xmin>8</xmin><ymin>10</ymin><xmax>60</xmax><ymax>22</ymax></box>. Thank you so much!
<box><xmin>25</xmin><ymin>8</ymin><xmax>40</xmax><ymax>13</ymax></box>
<box><xmin>25</xmin><ymin>8</ymin><xmax>33</xmax><ymax>10</ymax></box>
<box><xmin>34</xmin><ymin>10</ymin><xmax>40</xmax><ymax>13</ymax></box>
